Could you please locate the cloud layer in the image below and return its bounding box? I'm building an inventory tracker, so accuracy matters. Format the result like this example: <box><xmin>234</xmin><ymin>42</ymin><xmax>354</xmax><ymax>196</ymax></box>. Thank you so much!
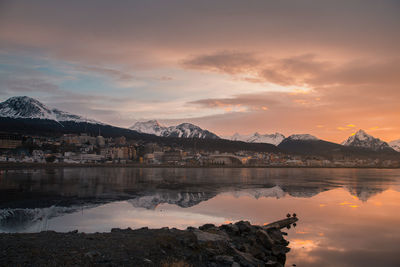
<box><xmin>0</xmin><ymin>0</ymin><xmax>399</xmax><ymax>142</ymax></box>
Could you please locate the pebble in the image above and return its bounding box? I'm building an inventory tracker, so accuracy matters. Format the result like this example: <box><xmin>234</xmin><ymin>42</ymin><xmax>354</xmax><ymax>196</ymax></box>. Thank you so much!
<box><xmin>0</xmin><ymin>219</ymin><xmax>296</xmax><ymax>266</ymax></box>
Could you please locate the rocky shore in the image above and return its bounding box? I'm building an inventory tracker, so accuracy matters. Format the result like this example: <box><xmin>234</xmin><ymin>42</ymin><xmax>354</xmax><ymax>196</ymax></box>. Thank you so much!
<box><xmin>0</xmin><ymin>217</ymin><xmax>298</xmax><ymax>267</ymax></box>
<box><xmin>1</xmin><ymin>162</ymin><xmax>396</xmax><ymax>170</ymax></box>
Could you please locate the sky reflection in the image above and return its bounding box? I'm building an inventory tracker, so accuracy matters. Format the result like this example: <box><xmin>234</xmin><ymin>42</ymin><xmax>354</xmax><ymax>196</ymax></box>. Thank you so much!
<box><xmin>12</xmin><ymin>187</ymin><xmax>400</xmax><ymax>266</ymax></box>
<box><xmin>1</xmin><ymin>168</ymin><xmax>400</xmax><ymax>266</ymax></box>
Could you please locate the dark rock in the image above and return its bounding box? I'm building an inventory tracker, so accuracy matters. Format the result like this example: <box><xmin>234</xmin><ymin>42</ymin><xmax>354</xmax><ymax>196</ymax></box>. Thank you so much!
<box><xmin>272</xmin><ymin>245</ymin><xmax>290</xmax><ymax>256</ymax></box>
<box><xmin>199</xmin><ymin>224</ymin><xmax>216</xmax><ymax>231</ymax></box>
<box><xmin>0</xmin><ymin>217</ymin><xmax>297</xmax><ymax>267</ymax></box>
<box><xmin>143</xmin><ymin>258</ymin><xmax>152</xmax><ymax>263</ymax></box>
<box><xmin>235</xmin><ymin>221</ymin><xmax>252</xmax><ymax>233</ymax></box>
<box><xmin>84</xmin><ymin>250</ymin><xmax>100</xmax><ymax>259</ymax></box>
<box><xmin>256</xmin><ymin>229</ymin><xmax>274</xmax><ymax>248</ymax></box>
<box><xmin>267</xmin><ymin>228</ymin><xmax>284</xmax><ymax>241</ymax></box>
<box><xmin>215</xmin><ymin>255</ymin><xmax>234</xmax><ymax>264</ymax></box>
<box><xmin>221</xmin><ymin>223</ymin><xmax>239</xmax><ymax>234</ymax></box>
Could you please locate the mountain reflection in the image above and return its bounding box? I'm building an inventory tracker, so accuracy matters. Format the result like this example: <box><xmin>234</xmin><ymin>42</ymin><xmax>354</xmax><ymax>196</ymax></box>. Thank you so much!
<box><xmin>0</xmin><ymin>167</ymin><xmax>399</xmax><ymax>232</ymax></box>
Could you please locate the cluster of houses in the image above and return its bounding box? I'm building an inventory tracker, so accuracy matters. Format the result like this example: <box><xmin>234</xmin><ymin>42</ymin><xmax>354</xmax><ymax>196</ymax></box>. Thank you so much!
<box><xmin>0</xmin><ymin>132</ymin><xmax>399</xmax><ymax>167</ymax></box>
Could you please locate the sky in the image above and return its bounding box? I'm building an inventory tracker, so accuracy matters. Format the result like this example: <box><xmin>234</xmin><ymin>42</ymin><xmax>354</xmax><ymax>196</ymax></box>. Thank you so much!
<box><xmin>0</xmin><ymin>0</ymin><xmax>399</xmax><ymax>143</ymax></box>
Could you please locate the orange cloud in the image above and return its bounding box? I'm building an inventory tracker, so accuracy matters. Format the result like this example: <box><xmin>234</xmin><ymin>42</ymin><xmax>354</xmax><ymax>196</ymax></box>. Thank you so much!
<box><xmin>1</xmin><ymin>0</ymin><xmax>399</xmax><ymax>142</ymax></box>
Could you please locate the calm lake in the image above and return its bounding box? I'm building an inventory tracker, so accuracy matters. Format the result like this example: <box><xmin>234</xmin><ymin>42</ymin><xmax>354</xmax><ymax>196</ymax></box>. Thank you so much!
<box><xmin>1</xmin><ymin>167</ymin><xmax>400</xmax><ymax>266</ymax></box>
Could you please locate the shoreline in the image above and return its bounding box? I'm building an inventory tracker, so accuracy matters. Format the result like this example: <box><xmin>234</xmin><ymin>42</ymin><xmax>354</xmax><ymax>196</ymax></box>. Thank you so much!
<box><xmin>0</xmin><ymin>162</ymin><xmax>399</xmax><ymax>170</ymax></box>
<box><xmin>0</xmin><ymin>218</ymin><xmax>297</xmax><ymax>267</ymax></box>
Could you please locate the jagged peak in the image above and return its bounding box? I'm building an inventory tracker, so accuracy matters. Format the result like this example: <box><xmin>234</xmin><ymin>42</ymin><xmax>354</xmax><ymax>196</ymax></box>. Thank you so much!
<box><xmin>389</xmin><ymin>139</ymin><xmax>400</xmax><ymax>152</ymax></box>
<box><xmin>132</xmin><ymin>120</ymin><xmax>164</xmax><ymax>127</ymax></box>
<box><xmin>130</xmin><ymin>120</ymin><xmax>219</xmax><ymax>139</ymax></box>
<box><xmin>5</xmin><ymin>96</ymin><xmax>40</xmax><ymax>102</ymax></box>
<box><xmin>342</xmin><ymin>129</ymin><xmax>375</xmax><ymax>144</ymax></box>
<box><xmin>175</xmin><ymin>122</ymin><xmax>198</xmax><ymax>128</ymax></box>
<box><xmin>4</xmin><ymin>96</ymin><xmax>49</xmax><ymax>108</ymax></box>
<box><xmin>341</xmin><ymin>129</ymin><xmax>392</xmax><ymax>151</ymax></box>
<box><xmin>225</xmin><ymin>132</ymin><xmax>285</xmax><ymax>146</ymax></box>
<box><xmin>287</xmin><ymin>134</ymin><xmax>319</xmax><ymax>141</ymax></box>
<box><xmin>0</xmin><ymin>96</ymin><xmax>102</xmax><ymax>124</ymax></box>
<box><xmin>353</xmin><ymin>129</ymin><xmax>369</xmax><ymax>138</ymax></box>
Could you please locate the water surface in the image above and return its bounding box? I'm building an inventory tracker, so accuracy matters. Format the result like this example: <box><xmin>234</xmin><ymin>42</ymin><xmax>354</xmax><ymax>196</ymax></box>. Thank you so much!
<box><xmin>1</xmin><ymin>167</ymin><xmax>400</xmax><ymax>266</ymax></box>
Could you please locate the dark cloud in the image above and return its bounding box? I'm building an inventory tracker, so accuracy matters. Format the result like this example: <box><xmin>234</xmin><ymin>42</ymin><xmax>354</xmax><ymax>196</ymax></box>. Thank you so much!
<box><xmin>0</xmin><ymin>0</ymin><xmax>399</xmax><ymax>140</ymax></box>
<box><xmin>185</xmin><ymin>79</ymin><xmax>400</xmax><ymax>142</ymax></box>
<box><xmin>259</xmin><ymin>54</ymin><xmax>330</xmax><ymax>86</ymax></box>
<box><xmin>76</xmin><ymin>66</ymin><xmax>135</xmax><ymax>81</ymax></box>
<box><xmin>310</xmin><ymin>59</ymin><xmax>400</xmax><ymax>87</ymax></box>
<box><xmin>1</xmin><ymin>0</ymin><xmax>399</xmax><ymax>68</ymax></box>
<box><xmin>189</xmin><ymin>92</ymin><xmax>282</xmax><ymax>108</ymax></box>
<box><xmin>183</xmin><ymin>52</ymin><xmax>400</xmax><ymax>88</ymax></box>
<box><xmin>2</xmin><ymin>78</ymin><xmax>60</xmax><ymax>93</ymax></box>
<box><xmin>182</xmin><ymin>51</ymin><xmax>260</xmax><ymax>74</ymax></box>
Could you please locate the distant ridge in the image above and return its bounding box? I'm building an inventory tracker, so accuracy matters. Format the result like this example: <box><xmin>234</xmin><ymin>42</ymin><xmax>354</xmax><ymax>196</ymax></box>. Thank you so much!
<box><xmin>130</xmin><ymin>120</ymin><xmax>220</xmax><ymax>139</ymax></box>
<box><xmin>285</xmin><ymin>134</ymin><xmax>319</xmax><ymax>141</ymax></box>
<box><xmin>225</xmin><ymin>132</ymin><xmax>285</xmax><ymax>146</ymax></box>
<box><xmin>278</xmin><ymin>132</ymin><xmax>399</xmax><ymax>159</ymax></box>
<box><xmin>389</xmin><ymin>139</ymin><xmax>400</xmax><ymax>152</ymax></box>
<box><xmin>1</xmin><ymin>96</ymin><xmax>399</xmax><ymax>157</ymax></box>
<box><xmin>0</xmin><ymin>96</ymin><xmax>280</xmax><ymax>154</ymax></box>
<box><xmin>0</xmin><ymin>96</ymin><xmax>101</xmax><ymax>124</ymax></box>
<box><xmin>342</xmin><ymin>129</ymin><xmax>394</xmax><ymax>152</ymax></box>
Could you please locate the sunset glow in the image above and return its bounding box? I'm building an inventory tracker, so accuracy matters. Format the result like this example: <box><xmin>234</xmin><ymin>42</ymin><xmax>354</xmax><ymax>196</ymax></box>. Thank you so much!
<box><xmin>0</xmin><ymin>0</ymin><xmax>399</xmax><ymax>143</ymax></box>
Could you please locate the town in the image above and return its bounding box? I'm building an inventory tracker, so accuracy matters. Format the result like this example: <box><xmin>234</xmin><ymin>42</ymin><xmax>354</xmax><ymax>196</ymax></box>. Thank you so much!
<box><xmin>1</xmin><ymin>132</ymin><xmax>399</xmax><ymax>168</ymax></box>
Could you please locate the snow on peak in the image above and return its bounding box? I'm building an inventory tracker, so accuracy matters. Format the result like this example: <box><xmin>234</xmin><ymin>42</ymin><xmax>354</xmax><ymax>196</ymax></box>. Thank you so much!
<box><xmin>127</xmin><ymin>192</ymin><xmax>214</xmax><ymax>209</ymax></box>
<box><xmin>287</xmin><ymin>134</ymin><xmax>319</xmax><ymax>141</ymax></box>
<box><xmin>231</xmin><ymin>186</ymin><xmax>286</xmax><ymax>199</ymax></box>
<box><xmin>354</xmin><ymin>129</ymin><xmax>369</xmax><ymax>140</ymax></box>
<box><xmin>0</xmin><ymin>96</ymin><xmax>101</xmax><ymax>124</ymax></box>
<box><xmin>0</xmin><ymin>96</ymin><xmax>56</xmax><ymax>120</ymax></box>
<box><xmin>130</xmin><ymin>120</ymin><xmax>219</xmax><ymax>139</ymax></box>
<box><xmin>130</xmin><ymin>120</ymin><xmax>166</xmax><ymax>135</ymax></box>
<box><xmin>389</xmin><ymin>139</ymin><xmax>400</xmax><ymax>152</ymax></box>
<box><xmin>225</xmin><ymin>132</ymin><xmax>285</xmax><ymax>146</ymax></box>
<box><xmin>341</xmin><ymin>129</ymin><xmax>392</xmax><ymax>151</ymax></box>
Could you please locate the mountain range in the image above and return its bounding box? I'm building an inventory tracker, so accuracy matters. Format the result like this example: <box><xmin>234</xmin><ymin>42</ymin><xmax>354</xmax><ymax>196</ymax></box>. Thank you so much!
<box><xmin>226</xmin><ymin>132</ymin><xmax>285</xmax><ymax>146</ymax></box>
<box><xmin>0</xmin><ymin>96</ymin><xmax>399</xmax><ymax>157</ymax></box>
<box><xmin>0</xmin><ymin>96</ymin><xmax>101</xmax><ymax>124</ymax></box>
<box><xmin>130</xmin><ymin>120</ymin><xmax>219</xmax><ymax>139</ymax></box>
<box><xmin>389</xmin><ymin>139</ymin><xmax>400</xmax><ymax>152</ymax></box>
<box><xmin>0</xmin><ymin>96</ymin><xmax>280</xmax><ymax>153</ymax></box>
<box><xmin>341</xmin><ymin>129</ymin><xmax>393</xmax><ymax>152</ymax></box>
<box><xmin>1</xmin><ymin>167</ymin><xmax>397</xmax><ymax>231</ymax></box>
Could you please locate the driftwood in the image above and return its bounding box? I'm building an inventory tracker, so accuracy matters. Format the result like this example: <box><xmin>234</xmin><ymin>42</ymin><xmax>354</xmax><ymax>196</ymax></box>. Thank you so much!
<box><xmin>263</xmin><ymin>216</ymin><xmax>298</xmax><ymax>230</ymax></box>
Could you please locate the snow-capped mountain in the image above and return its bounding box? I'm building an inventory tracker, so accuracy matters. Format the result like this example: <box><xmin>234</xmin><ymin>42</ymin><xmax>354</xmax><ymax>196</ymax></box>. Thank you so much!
<box><xmin>227</xmin><ymin>132</ymin><xmax>318</xmax><ymax>146</ymax></box>
<box><xmin>226</xmin><ymin>132</ymin><xmax>285</xmax><ymax>146</ymax></box>
<box><xmin>286</xmin><ymin>134</ymin><xmax>319</xmax><ymax>141</ymax></box>
<box><xmin>129</xmin><ymin>120</ymin><xmax>166</xmax><ymax>136</ymax></box>
<box><xmin>0</xmin><ymin>96</ymin><xmax>101</xmax><ymax>124</ymax></box>
<box><xmin>0</xmin><ymin>204</ymin><xmax>100</xmax><ymax>232</ymax></box>
<box><xmin>389</xmin><ymin>139</ymin><xmax>400</xmax><ymax>152</ymax></box>
<box><xmin>130</xmin><ymin>120</ymin><xmax>219</xmax><ymax>139</ymax></box>
<box><xmin>227</xmin><ymin>132</ymin><xmax>285</xmax><ymax>146</ymax></box>
<box><xmin>128</xmin><ymin>191</ymin><xmax>216</xmax><ymax>209</ymax></box>
<box><xmin>231</xmin><ymin>186</ymin><xmax>286</xmax><ymax>199</ymax></box>
<box><xmin>341</xmin><ymin>129</ymin><xmax>392</xmax><ymax>151</ymax></box>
